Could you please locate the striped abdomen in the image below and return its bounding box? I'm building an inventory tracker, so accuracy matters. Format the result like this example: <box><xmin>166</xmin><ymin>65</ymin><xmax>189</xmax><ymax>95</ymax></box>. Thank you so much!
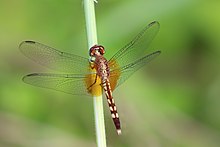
<box><xmin>94</xmin><ymin>55</ymin><xmax>121</xmax><ymax>134</ymax></box>
<box><xmin>102</xmin><ymin>79</ymin><xmax>121</xmax><ymax>135</ymax></box>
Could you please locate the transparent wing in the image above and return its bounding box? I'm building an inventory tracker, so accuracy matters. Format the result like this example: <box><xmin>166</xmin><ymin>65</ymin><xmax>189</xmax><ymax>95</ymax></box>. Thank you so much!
<box><xmin>19</xmin><ymin>41</ymin><xmax>90</xmax><ymax>74</ymax></box>
<box><xmin>109</xmin><ymin>51</ymin><xmax>161</xmax><ymax>90</ymax></box>
<box><xmin>23</xmin><ymin>73</ymin><xmax>91</xmax><ymax>95</ymax></box>
<box><xmin>108</xmin><ymin>21</ymin><xmax>160</xmax><ymax>70</ymax></box>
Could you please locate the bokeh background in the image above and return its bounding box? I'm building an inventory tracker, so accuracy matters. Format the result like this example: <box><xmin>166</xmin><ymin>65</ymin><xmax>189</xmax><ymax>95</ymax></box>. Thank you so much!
<box><xmin>1</xmin><ymin>0</ymin><xmax>220</xmax><ymax>146</ymax></box>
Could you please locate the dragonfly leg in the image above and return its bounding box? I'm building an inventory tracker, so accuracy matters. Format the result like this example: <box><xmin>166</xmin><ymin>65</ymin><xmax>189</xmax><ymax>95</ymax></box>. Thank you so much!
<box><xmin>87</xmin><ymin>74</ymin><xmax>99</xmax><ymax>92</ymax></box>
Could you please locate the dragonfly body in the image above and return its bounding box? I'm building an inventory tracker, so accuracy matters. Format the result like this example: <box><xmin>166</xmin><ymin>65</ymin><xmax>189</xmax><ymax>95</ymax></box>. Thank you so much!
<box><xmin>89</xmin><ymin>45</ymin><xmax>121</xmax><ymax>134</ymax></box>
<box><xmin>20</xmin><ymin>21</ymin><xmax>161</xmax><ymax>135</ymax></box>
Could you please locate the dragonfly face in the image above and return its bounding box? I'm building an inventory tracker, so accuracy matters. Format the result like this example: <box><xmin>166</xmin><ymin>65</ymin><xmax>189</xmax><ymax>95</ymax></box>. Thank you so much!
<box><xmin>19</xmin><ymin>21</ymin><xmax>161</xmax><ymax>135</ymax></box>
<box><xmin>89</xmin><ymin>45</ymin><xmax>105</xmax><ymax>62</ymax></box>
<box><xmin>89</xmin><ymin>45</ymin><xmax>105</xmax><ymax>56</ymax></box>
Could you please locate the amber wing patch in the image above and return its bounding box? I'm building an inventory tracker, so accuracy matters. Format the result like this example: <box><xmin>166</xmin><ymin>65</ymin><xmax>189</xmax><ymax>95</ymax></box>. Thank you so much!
<box><xmin>108</xmin><ymin>59</ymin><xmax>121</xmax><ymax>91</ymax></box>
<box><xmin>84</xmin><ymin>63</ymin><xmax>102</xmax><ymax>96</ymax></box>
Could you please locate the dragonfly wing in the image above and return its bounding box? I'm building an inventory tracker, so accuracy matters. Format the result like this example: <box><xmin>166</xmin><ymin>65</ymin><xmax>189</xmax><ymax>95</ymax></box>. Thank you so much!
<box><xmin>108</xmin><ymin>21</ymin><xmax>160</xmax><ymax>70</ymax></box>
<box><xmin>109</xmin><ymin>51</ymin><xmax>161</xmax><ymax>90</ymax></box>
<box><xmin>19</xmin><ymin>41</ymin><xmax>90</xmax><ymax>74</ymax></box>
<box><xmin>23</xmin><ymin>73</ymin><xmax>91</xmax><ymax>95</ymax></box>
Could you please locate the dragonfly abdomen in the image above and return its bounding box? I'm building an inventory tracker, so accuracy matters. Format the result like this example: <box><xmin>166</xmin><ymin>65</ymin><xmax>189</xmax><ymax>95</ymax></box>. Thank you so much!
<box><xmin>95</xmin><ymin>55</ymin><xmax>121</xmax><ymax>134</ymax></box>
<box><xmin>102</xmin><ymin>79</ymin><xmax>121</xmax><ymax>135</ymax></box>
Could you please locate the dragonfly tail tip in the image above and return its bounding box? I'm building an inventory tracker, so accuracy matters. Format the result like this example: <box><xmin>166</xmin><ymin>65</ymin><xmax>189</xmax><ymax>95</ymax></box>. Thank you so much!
<box><xmin>117</xmin><ymin>129</ymin><xmax>122</xmax><ymax>135</ymax></box>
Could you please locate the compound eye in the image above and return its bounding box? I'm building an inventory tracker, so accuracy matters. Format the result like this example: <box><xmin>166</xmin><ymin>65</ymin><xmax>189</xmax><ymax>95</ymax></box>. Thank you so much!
<box><xmin>89</xmin><ymin>48</ymin><xmax>96</xmax><ymax>56</ymax></box>
<box><xmin>89</xmin><ymin>45</ymin><xmax>105</xmax><ymax>56</ymax></box>
<box><xmin>99</xmin><ymin>46</ymin><xmax>105</xmax><ymax>55</ymax></box>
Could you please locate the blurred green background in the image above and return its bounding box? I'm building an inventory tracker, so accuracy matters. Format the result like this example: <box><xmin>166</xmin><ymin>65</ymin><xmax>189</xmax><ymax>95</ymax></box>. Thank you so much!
<box><xmin>1</xmin><ymin>0</ymin><xmax>220</xmax><ymax>146</ymax></box>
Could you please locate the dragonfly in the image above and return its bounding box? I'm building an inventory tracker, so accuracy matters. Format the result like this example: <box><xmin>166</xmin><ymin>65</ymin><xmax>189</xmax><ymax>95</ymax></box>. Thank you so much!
<box><xmin>19</xmin><ymin>21</ymin><xmax>161</xmax><ymax>135</ymax></box>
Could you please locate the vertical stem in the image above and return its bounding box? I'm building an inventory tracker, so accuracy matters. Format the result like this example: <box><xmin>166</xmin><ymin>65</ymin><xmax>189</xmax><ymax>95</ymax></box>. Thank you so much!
<box><xmin>84</xmin><ymin>0</ymin><xmax>107</xmax><ymax>147</ymax></box>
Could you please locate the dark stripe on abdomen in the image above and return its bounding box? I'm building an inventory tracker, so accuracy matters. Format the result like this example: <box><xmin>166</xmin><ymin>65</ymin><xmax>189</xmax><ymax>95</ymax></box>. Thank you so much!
<box><xmin>103</xmin><ymin>80</ymin><xmax>121</xmax><ymax>134</ymax></box>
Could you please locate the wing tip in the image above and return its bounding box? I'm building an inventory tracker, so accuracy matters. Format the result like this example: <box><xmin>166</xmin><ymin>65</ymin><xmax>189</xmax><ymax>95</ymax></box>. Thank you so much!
<box><xmin>26</xmin><ymin>73</ymin><xmax>39</xmax><ymax>76</ymax></box>
<box><xmin>24</xmin><ymin>40</ymin><xmax>35</xmax><ymax>43</ymax></box>
<box><xmin>19</xmin><ymin>40</ymin><xmax>36</xmax><ymax>49</ymax></box>
<box><xmin>22</xmin><ymin>73</ymin><xmax>39</xmax><ymax>81</ymax></box>
<box><xmin>150</xmin><ymin>50</ymin><xmax>161</xmax><ymax>56</ymax></box>
<box><xmin>149</xmin><ymin>21</ymin><xmax>160</xmax><ymax>27</ymax></box>
<box><xmin>156</xmin><ymin>50</ymin><xmax>161</xmax><ymax>54</ymax></box>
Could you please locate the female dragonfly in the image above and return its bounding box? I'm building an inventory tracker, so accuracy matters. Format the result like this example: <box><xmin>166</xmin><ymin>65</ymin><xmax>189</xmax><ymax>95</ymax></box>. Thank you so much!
<box><xmin>19</xmin><ymin>21</ymin><xmax>161</xmax><ymax>135</ymax></box>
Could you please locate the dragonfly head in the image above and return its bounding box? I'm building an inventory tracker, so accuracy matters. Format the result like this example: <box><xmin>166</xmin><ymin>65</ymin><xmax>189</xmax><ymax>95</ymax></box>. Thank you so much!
<box><xmin>89</xmin><ymin>45</ymin><xmax>105</xmax><ymax>57</ymax></box>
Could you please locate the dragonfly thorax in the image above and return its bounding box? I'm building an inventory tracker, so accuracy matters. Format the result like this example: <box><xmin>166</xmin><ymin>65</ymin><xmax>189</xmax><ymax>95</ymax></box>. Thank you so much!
<box><xmin>94</xmin><ymin>55</ymin><xmax>110</xmax><ymax>80</ymax></box>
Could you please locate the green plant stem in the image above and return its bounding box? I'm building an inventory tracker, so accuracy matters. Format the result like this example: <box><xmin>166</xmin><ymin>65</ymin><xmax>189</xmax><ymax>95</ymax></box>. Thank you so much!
<box><xmin>84</xmin><ymin>0</ymin><xmax>107</xmax><ymax>147</ymax></box>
